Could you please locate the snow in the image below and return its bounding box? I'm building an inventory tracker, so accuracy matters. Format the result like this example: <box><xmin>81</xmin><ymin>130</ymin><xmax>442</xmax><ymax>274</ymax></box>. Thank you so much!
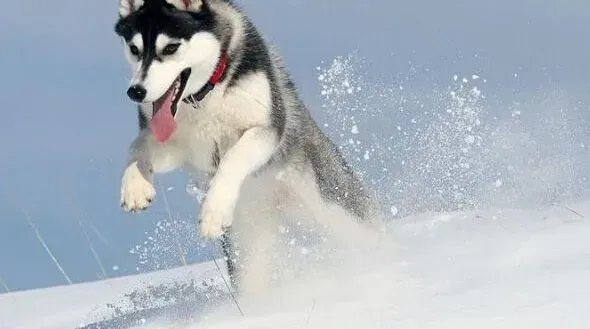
<box><xmin>2</xmin><ymin>201</ymin><xmax>590</xmax><ymax>329</ymax></box>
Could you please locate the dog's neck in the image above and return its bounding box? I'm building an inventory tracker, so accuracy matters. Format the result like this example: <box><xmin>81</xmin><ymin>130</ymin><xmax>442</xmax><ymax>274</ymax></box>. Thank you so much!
<box><xmin>183</xmin><ymin>52</ymin><xmax>229</xmax><ymax>106</ymax></box>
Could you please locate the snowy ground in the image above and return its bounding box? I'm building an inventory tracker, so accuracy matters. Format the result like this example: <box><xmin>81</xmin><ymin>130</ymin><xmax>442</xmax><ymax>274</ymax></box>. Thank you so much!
<box><xmin>2</xmin><ymin>201</ymin><xmax>590</xmax><ymax>329</ymax></box>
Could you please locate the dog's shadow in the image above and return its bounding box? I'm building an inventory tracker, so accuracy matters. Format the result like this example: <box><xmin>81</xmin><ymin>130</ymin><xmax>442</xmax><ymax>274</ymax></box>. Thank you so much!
<box><xmin>79</xmin><ymin>280</ymin><xmax>229</xmax><ymax>329</ymax></box>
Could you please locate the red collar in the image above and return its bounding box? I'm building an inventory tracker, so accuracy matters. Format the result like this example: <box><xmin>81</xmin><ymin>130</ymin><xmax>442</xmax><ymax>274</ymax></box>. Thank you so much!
<box><xmin>209</xmin><ymin>52</ymin><xmax>229</xmax><ymax>85</ymax></box>
<box><xmin>184</xmin><ymin>52</ymin><xmax>229</xmax><ymax>105</ymax></box>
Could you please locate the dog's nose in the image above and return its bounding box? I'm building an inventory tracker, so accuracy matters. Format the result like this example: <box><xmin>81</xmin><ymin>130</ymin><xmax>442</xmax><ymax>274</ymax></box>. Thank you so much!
<box><xmin>127</xmin><ymin>85</ymin><xmax>147</xmax><ymax>102</ymax></box>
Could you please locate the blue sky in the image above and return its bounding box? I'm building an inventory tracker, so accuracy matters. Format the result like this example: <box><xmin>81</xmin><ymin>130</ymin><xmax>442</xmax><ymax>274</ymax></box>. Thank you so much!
<box><xmin>1</xmin><ymin>0</ymin><xmax>589</xmax><ymax>292</ymax></box>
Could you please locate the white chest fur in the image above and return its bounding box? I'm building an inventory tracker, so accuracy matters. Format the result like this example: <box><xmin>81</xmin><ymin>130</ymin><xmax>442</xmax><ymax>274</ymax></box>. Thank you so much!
<box><xmin>154</xmin><ymin>71</ymin><xmax>273</xmax><ymax>174</ymax></box>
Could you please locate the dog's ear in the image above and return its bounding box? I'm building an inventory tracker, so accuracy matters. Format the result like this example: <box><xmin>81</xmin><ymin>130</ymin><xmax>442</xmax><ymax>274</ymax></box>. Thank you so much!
<box><xmin>165</xmin><ymin>0</ymin><xmax>203</xmax><ymax>12</ymax></box>
<box><xmin>119</xmin><ymin>0</ymin><xmax>145</xmax><ymax>18</ymax></box>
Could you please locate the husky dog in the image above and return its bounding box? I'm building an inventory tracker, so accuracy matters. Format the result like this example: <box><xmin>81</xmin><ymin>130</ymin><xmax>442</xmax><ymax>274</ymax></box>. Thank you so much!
<box><xmin>115</xmin><ymin>0</ymin><xmax>382</xmax><ymax>292</ymax></box>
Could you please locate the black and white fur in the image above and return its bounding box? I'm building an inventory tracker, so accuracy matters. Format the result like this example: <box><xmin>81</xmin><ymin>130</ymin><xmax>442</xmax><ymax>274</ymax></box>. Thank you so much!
<box><xmin>115</xmin><ymin>0</ymin><xmax>383</xmax><ymax>293</ymax></box>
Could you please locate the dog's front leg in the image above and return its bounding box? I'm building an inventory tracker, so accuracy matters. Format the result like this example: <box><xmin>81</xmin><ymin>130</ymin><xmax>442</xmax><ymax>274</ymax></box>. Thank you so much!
<box><xmin>200</xmin><ymin>127</ymin><xmax>278</xmax><ymax>239</ymax></box>
<box><xmin>120</xmin><ymin>131</ymin><xmax>183</xmax><ymax>212</ymax></box>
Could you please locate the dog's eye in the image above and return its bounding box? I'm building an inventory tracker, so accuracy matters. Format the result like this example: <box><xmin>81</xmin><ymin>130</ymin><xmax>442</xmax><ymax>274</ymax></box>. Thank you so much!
<box><xmin>162</xmin><ymin>43</ymin><xmax>181</xmax><ymax>56</ymax></box>
<box><xmin>129</xmin><ymin>45</ymin><xmax>140</xmax><ymax>56</ymax></box>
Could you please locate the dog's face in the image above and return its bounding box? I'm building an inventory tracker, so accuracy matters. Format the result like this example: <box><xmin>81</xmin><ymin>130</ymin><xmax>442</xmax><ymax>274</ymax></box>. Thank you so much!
<box><xmin>114</xmin><ymin>0</ymin><xmax>221</xmax><ymax>112</ymax></box>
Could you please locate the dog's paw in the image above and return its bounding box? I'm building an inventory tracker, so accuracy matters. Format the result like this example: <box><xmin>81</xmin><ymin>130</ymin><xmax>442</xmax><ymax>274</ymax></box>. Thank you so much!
<box><xmin>120</xmin><ymin>162</ymin><xmax>156</xmax><ymax>213</ymax></box>
<box><xmin>199</xmin><ymin>191</ymin><xmax>235</xmax><ymax>239</ymax></box>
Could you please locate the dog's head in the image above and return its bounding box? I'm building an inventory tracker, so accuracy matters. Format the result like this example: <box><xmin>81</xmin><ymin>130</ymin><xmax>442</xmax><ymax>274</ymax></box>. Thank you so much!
<box><xmin>114</xmin><ymin>0</ymin><xmax>222</xmax><ymax>133</ymax></box>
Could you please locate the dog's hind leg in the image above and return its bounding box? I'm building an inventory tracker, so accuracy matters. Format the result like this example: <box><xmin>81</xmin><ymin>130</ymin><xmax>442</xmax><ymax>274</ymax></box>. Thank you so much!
<box><xmin>220</xmin><ymin>228</ymin><xmax>238</xmax><ymax>288</ymax></box>
<box><xmin>225</xmin><ymin>173</ymin><xmax>286</xmax><ymax>295</ymax></box>
<box><xmin>228</xmin><ymin>207</ymin><xmax>279</xmax><ymax>295</ymax></box>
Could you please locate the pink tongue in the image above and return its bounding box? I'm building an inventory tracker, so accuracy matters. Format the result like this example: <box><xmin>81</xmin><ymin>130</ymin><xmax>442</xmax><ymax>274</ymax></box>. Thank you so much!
<box><xmin>150</xmin><ymin>89</ymin><xmax>177</xmax><ymax>143</ymax></box>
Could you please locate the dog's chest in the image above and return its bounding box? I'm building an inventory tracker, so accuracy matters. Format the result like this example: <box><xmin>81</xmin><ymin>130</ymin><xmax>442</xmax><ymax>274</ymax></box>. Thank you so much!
<box><xmin>173</xmin><ymin>107</ymin><xmax>239</xmax><ymax>173</ymax></box>
<box><xmin>173</xmin><ymin>73</ymin><xmax>272</xmax><ymax>173</ymax></box>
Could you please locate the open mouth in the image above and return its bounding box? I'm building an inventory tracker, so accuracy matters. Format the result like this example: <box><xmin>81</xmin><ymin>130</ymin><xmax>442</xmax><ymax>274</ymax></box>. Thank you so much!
<box><xmin>150</xmin><ymin>68</ymin><xmax>191</xmax><ymax>143</ymax></box>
